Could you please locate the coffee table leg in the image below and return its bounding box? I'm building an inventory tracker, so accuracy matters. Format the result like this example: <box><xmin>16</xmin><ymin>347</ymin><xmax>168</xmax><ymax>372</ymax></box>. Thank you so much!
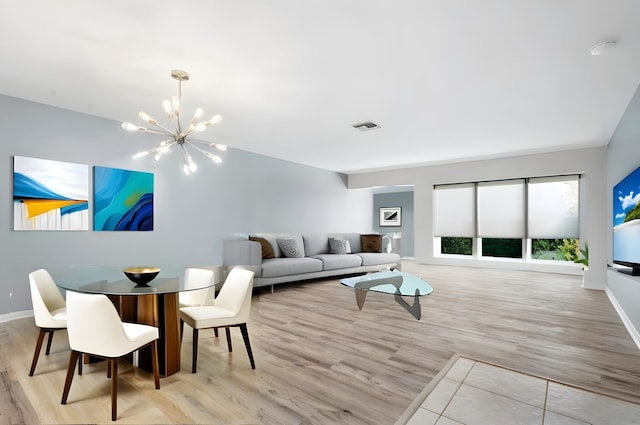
<box><xmin>394</xmin><ymin>289</ymin><xmax>421</xmax><ymax>320</ymax></box>
<box><xmin>354</xmin><ymin>289</ymin><xmax>368</xmax><ymax>310</ymax></box>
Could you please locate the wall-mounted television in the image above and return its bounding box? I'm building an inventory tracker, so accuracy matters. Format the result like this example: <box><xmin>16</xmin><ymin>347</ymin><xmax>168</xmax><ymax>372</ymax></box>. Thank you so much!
<box><xmin>613</xmin><ymin>165</ymin><xmax>640</xmax><ymax>276</ymax></box>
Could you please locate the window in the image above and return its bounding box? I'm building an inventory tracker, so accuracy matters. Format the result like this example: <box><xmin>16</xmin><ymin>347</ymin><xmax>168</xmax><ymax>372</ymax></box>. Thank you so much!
<box><xmin>434</xmin><ymin>175</ymin><xmax>580</xmax><ymax>263</ymax></box>
<box><xmin>477</xmin><ymin>180</ymin><xmax>524</xmax><ymax>239</ymax></box>
<box><xmin>528</xmin><ymin>176</ymin><xmax>579</xmax><ymax>239</ymax></box>
<box><xmin>434</xmin><ymin>184</ymin><xmax>475</xmax><ymax>256</ymax></box>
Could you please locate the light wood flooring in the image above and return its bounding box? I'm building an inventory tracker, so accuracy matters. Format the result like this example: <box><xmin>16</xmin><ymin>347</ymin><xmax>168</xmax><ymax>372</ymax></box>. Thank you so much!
<box><xmin>2</xmin><ymin>262</ymin><xmax>640</xmax><ymax>424</ymax></box>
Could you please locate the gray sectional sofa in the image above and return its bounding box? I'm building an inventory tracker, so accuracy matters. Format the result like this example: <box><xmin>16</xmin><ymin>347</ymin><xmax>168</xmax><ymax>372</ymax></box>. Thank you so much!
<box><xmin>223</xmin><ymin>233</ymin><xmax>401</xmax><ymax>289</ymax></box>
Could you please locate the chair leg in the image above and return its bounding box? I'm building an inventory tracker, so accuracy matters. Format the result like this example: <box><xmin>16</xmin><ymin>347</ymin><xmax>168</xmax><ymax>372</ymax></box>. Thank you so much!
<box><xmin>150</xmin><ymin>341</ymin><xmax>160</xmax><ymax>389</ymax></box>
<box><xmin>225</xmin><ymin>327</ymin><xmax>232</xmax><ymax>352</ymax></box>
<box><xmin>239</xmin><ymin>323</ymin><xmax>256</xmax><ymax>369</ymax></box>
<box><xmin>214</xmin><ymin>327</ymin><xmax>218</xmax><ymax>337</ymax></box>
<box><xmin>191</xmin><ymin>328</ymin><xmax>199</xmax><ymax>373</ymax></box>
<box><xmin>29</xmin><ymin>328</ymin><xmax>47</xmax><ymax>376</ymax></box>
<box><xmin>180</xmin><ymin>319</ymin><xmax>184</xmax><ymax>343</ymax></box>
<box><xmin>61</xmin><ymin>350</ymin><xmax>81</xmax><ymax>404</ymax></box>
<box><xmin>45</xmin><ymin>330</ymin><xmax>55</xmax><ymax>355</ymax></box>
<box><xmin>111</xmin><ymin>358</ymin><xmax>118</xmax><ymax>421</ymax></box>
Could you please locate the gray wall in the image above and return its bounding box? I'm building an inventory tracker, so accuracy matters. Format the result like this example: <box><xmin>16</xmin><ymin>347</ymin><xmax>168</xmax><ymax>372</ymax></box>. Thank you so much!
<box><xmin>0</xmin><ymin>94</ymin><xmax>374</xmax><ymax>317</ymax></box>
<box><xmin>373</xmin><ymin>191</ymin><xmax>414</xmax><ymax>257</ymax></box>
<box><xmin>607</xmin><ymin>83</ymin><xmax>640</xmax><ymax>336</ymax></box>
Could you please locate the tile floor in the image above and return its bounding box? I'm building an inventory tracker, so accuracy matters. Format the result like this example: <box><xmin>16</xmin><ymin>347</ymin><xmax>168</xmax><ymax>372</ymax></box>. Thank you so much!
<box><xmin>398</xmin><ymin>356</ymin><xmax>640</xmax><ymax>425</ymax></box>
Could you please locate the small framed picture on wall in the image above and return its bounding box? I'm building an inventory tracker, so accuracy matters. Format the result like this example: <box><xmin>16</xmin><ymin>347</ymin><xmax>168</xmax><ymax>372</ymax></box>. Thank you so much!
<box><xmin>379</xmin><ymin>207</ymin><xmax>402</xmax><ymax>226</ymax></box>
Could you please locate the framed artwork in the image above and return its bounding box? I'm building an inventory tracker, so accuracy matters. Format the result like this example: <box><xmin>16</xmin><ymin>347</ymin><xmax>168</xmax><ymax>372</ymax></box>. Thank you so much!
<box><xmin>93</xmin><ymin>166</ymin><xmax>154</xmax><ymax>231</ymax></box>
<box><xmin>379</xmin><ymin>207</ymin><xmax>402</xmax><ymax>227</ymax></box>
<box><xmin>13</xmin><ymin>156</ymin><xmax>89</xmax><ymax>231</ymax></box>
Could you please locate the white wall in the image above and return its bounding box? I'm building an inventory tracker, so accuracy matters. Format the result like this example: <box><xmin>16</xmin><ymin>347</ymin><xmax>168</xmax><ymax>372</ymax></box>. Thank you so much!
<box><xmin>0</xmin><ymin>94</ymin><xmax>374</xmax><ymax>316</ymax></box>
<box><xmin>349</xmin><ymin>147</ymin><xmax>608</xmax><ymax>289</ymax></box>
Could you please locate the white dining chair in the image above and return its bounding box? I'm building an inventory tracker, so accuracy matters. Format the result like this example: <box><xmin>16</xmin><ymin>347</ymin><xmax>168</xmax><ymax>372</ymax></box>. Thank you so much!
<box><xmin>179</xmin><ymin>267</ymin><xmax>220</xmax><ymax>339</ymax></box>
<box><xmin>28</xmin><ymin>268</ymin><xmax>67</xmax><ymax>376</ymax></box>
<box><xmin>180</xmin><ymin>268</ymin><xmax>255</xmax><ymax>373</ymax></box>
<box><xmin>61</xmin><ymin>290</ymin><xmax>160</xmax><ymax>421</ymax></box>
<box><xmin>179</xmin><ymin>267</ymin><xmax>216</xmax><ymax>308</ymax></box>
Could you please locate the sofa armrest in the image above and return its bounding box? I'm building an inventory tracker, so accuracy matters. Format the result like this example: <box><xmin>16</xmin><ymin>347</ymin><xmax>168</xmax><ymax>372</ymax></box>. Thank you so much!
<box><xmin>223</xmin><ymin>239</ymin><xmax>262</xmax><ymax>270</ymax></box>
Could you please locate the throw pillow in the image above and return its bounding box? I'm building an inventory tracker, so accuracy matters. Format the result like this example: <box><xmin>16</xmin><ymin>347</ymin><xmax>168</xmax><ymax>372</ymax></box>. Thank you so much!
<box><xmin>277</xmin><ymin>238</ymin><xmax>304</xmax><ymax>258</ymax></box>
<box><xmin>249</xmin><ymin>236</ymin><xmax>275</xmax><ymax>259</ymax></box>
<box><xmin>360</xmin><ymin>234</ymin><xmax>382</xmax><ymax>253</ymax></box>
<box><xmin>329</xmin><ymin>238</ymin><xmax>351</xmax><ymax>254</ymax></box>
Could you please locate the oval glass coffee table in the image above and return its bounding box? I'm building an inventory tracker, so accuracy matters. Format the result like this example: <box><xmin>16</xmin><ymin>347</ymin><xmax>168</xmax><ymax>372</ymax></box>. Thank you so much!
<box><xmin>340</xmin><ymin>270</ymin><xmax>433</xmax><ymax>320</ymax></box>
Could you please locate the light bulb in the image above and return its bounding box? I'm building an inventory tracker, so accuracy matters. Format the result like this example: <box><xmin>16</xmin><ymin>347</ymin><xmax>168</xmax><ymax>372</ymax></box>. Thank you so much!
<box><xmin>210</xmin><ymin>143</ymin><xmax>227</xmax><ymax>151</ymax></box>
<box><xmin>133</xmin><ymin>151</ymin><xmax>150</xmax><ymax>159</ymax></box>
<box><xmin>153</xmin><ymin>153</ymin><xmax>162</xmax><ymax>163</ymax></box>
<box><xmin>207</xmin><ymin>114</ymin><xmax>223</xmax><ymax>125</ymax></box>
<box><xmin>162</xmin><ymin>99</ymin><xmax>173</xmax><ymax>119</ymax></box>
<box><xmin>183</xmin><ymin>164</ymin><xmax>191</xmax><ymax>175</ymax></box>
<box><xmin>159</xmin><ymin>141</ymin><xmax>170</xmax><ymax>154</ymax></box>
<box><xmin>122</xmin><ymin>122</ymin><xmax>139</xmax><ymax>131</ymax></box>
<box><xmin>138</xmin><ymin>111</ymin><xmax>158</xmax><ymax>125</ymax></box>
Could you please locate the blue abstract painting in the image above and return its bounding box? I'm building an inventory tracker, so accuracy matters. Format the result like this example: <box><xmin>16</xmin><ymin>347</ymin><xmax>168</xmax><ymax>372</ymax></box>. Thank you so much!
<box><xmin>93</xmin><ymin>166</ymin><xmax>154</xmax><ymax>231</ymax></box>
<box><xmin>13</xmin><ymin>156</ymin><xmax>89</xmax><ymax>231</ymax></box>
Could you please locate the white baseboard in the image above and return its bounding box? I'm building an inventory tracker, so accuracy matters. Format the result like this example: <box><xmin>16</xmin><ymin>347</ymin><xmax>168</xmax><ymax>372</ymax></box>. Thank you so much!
<box><xmin>0</xmin><ymin>310</ymin><xmax>33</xmax><ymax>324</ymax></box>
<box><xmin>605</xmin><ymin>287</ymin><xmax>640</xmax><ymax>350</ymax></box>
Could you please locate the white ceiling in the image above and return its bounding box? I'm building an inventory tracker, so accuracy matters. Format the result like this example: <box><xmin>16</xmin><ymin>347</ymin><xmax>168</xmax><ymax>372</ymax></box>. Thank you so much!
<box><xmin>1</xmin><ymin>1</ymin><xmax>639</xmax><ymax>174</ymax></box>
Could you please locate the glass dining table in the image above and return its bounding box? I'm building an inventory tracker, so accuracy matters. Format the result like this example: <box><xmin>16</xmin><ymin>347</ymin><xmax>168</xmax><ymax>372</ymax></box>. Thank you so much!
<box><xmin>50</xmin><ymin>266</ymin><xmax>224</xmax><ymax>377</ymax></box>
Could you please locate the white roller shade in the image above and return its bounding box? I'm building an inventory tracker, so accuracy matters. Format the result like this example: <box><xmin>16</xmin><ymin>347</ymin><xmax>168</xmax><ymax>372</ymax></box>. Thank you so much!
<box><xmin>434</xmin><ymin>183</ymin><xmax>475</xmax><ymax>237</ymax></box>
<box><xmin>528</xmin><ymin>175</ymin><xmax>579</xmax><ymax>238</ymax></box>
<box><xmin>477</xmin><ymin>179</ymin><xmax>524</xmax><ymax>238</ymax></box>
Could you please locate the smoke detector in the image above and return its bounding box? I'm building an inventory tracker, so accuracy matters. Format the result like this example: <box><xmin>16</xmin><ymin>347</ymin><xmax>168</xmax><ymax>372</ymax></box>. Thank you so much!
<box><xmin>589</xmin><ymin>41</ymin><xmax>617</xmax><ymax>56</ymax></box>
<box><xmin>352</xmin><ymin>121</ymin><xmax>381</xmax><ymax>131</ymax></box>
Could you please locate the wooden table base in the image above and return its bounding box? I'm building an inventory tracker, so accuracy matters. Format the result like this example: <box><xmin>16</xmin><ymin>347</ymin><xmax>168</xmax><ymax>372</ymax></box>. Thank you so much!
<box><xmin>107</xmin><ymin>293</ymin><xmax>181</xmax><ymax>377</ymax></box>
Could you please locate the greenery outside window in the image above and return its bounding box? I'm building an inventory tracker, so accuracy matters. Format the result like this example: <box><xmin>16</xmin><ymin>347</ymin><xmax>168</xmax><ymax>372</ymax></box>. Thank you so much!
<box><xmin>532</xmin><ymin>238</ymin><xmax>581</xmax><ymax>262</ymax></box>
<box><xmin>441</xmin><ymin>237</ymin><xmax>473</xmax><ymax>255</ymax></box>
<box><xmin>482</xmin><ymin>238</ymin><xmax>523</xmax><ymax>259</ymax></box>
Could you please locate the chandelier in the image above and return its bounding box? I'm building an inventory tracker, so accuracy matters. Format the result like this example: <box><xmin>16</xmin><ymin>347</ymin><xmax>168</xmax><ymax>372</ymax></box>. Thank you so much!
<box><xmin>122</xmin><ymin>69</ymin><xmax>227</xmax><ymax>175</ymax></box>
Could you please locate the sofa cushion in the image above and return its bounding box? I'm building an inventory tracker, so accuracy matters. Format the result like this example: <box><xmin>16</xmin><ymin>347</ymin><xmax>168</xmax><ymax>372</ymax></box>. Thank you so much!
<box><xmin>277</xmin><ymin>238</ymin><xmax>305</xmax><ymax>258</ymax></box>
<box><xmin>329</xmin><ymin>238</ymin><xmax>351</xmax><ymax>254</ymax></box>
<box><xmin>302</xmin><ymin>234</ymin><xmax>330</xmax><ymax>256</ymax></box>
<box><xmin>311</xmin><ymin>254</ymin><xmax>362</xmax><ymax>271</ymax></box>
<box><xmin>357</xmin><ymin>252</ymin><xmax>401</xmax><ymax>266</ymax></box>
<box><xmin>337</xmin><ymin>233</ymin><xmax>362</xmax><ymax>253</ymax></box>
<box><xmin>252</xmin><ymin>233</ymin><xmax>303</xmax><ymax>258</ymax></box>
<box><xmin>249</xmin><ymin>236</ymin><xmax>276</xmax><ymax>259</ymax></box>
<box><xmin>360</xmin><ymin>234</ymin><xmax>382</xmax><ymax>253</ymax></box>
<box><xmin>250</xmin><ymin>233</ymin><xmax>283</xmax><ymax>257</ymax></box>
<box><xmin>261</xmin><ymin>257</ymin><xmax>323</xmax><ymax>278</ymax></box>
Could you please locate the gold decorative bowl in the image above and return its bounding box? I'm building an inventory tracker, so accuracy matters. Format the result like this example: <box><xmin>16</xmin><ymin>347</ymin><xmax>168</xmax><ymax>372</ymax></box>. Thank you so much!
<box><xmin>123</xmin><ymin>267</ymin><xmax>160</xmax><ymax>286</ymax></box>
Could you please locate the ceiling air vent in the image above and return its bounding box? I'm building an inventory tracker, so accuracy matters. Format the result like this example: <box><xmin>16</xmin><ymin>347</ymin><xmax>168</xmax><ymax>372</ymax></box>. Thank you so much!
<box><xmin>352</xmin><ymin>121</ymin><xmax>381</xmax><ymax>131</ymax></box>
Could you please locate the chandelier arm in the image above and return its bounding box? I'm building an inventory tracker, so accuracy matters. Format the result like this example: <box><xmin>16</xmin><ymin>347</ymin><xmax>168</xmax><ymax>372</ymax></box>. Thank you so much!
<box><xmin>141</xmin><ymin>128</ymin><xmax>175</xmax><ymax>137</ymax></box>
<box><xmin>186</xmin><ymin>142</ymin><xmax>222</xmax><ymax>163</ymax></box>
<box><xmin>184</xmin><ymin>137</ymin><xmax>213</xmax><ymax>145</ymax></box>
<box><xmin>185</xmin><ymin>141</ymin><xmax>207</xmax><ymax>154</ymax></box>
<box><xmin>178</xmin><ymin>143</ymin><xmax>190</xmax><ymax>160</ymax></box>
<box><xmin>150</xmin><ymin>122</ymin><xmax>178</xmax><ymax>135</ymax></box>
